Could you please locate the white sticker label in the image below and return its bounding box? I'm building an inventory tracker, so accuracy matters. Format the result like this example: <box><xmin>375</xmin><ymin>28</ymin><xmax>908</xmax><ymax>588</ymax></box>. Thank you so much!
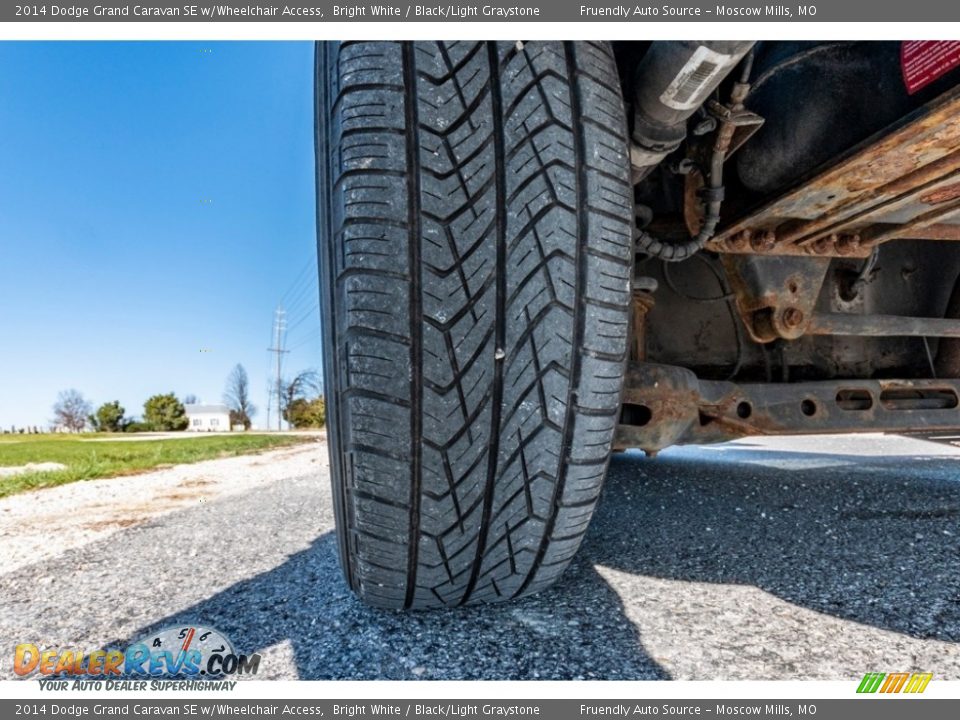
<box><xmin>659</xmin><ymin>45</ymin><xmax>739</xmax><ymax>111</ymax></box>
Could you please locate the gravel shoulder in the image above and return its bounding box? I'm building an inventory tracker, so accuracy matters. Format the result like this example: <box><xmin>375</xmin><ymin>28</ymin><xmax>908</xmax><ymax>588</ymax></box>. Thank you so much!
<box><xmin>0</xmin><ymin>440</ymin><xmax>323</xmax><ymax>574</ymax></box>
<box><xmin>1</xmin><ymin>433</ymin><xmax>958</xmax><ymax>680</ymax></box>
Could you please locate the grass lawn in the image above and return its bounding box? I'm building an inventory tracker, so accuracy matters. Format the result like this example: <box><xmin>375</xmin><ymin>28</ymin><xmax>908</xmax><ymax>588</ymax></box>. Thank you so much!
<box><xmin>0</xmin><ymin>433</ymin><xmax>316</xmax><ymax>498</ymax></box>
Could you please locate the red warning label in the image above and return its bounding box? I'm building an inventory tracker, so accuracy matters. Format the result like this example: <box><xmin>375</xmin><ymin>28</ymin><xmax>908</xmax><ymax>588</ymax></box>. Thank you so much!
<box><xmin>902</xmin><ymin>41</ymin><xmax>960</xmax><ymax>95</ymax></box>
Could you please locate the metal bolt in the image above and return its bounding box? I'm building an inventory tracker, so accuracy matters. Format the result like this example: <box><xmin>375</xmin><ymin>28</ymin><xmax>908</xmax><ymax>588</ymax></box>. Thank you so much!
<box><xmin>835</xmin><ymin>233</ymin><xmax>861</xmax><ymax>256</ymax></box>
<box><xmin>751</xmin><ymin>230</ymin><xmax>777</xmax><ymax>252</ymax></box>
<box><xmin>781</xmin><ymin>307</ymin><xmax>805</xmax><ymax>329</ymax></box>
<box><xmin>810</xmin><ymin>235</ymin><xmax>835</xmax><ymax>255</ymax></box>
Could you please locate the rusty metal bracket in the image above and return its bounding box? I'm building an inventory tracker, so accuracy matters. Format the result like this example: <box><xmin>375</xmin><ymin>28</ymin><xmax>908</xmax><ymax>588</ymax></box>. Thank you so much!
<box><xmin>705</xmin><ymin>97</ymin><xmax>765</xmax><ymax>161</ymax></box>
<box><xmin>722</xmin><ymin>255</ymin><xmax>830</xmax><ymax>343</ymax></box>
<box><xmin>616</xmin><ymin>363</ymin><xmax>701</xmax><ymax>453</ymax></box>
<box><xmin>630</xmin><ymin>283</ymin><xmax>657</xmax><ymax>362</ymax></box>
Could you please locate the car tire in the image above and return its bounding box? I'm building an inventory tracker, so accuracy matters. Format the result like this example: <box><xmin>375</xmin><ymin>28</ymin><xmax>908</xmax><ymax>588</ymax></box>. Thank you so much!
<box><xmin>316</xmin><ymin>40</ymin><xmax>634</xmax><ymax>609</ymax></box>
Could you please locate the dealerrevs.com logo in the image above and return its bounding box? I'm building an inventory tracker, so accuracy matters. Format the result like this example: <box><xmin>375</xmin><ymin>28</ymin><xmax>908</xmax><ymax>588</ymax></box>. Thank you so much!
<box><xmin>14</xmin><ymin>625</ymin><xmax>261</xmax><ymax>680</ymax></box>
<box><xmin>857</xmin><ymin>672</ymin><xmax>933</xmax><ymax>694</ymax></box>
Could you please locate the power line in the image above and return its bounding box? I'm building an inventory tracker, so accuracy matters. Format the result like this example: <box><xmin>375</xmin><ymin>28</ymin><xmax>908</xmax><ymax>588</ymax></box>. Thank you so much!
<box><xmin>277</xmin><ymin>258</ymin><xmax>314</xmax><ymax>307</ymax></box>
<box><xmin>286</xmin><ymin>333</ymin><xmax>322</xmax><ymax>354</ymax></box>
<box><xmin>278</xmin><ymin>254</ymin><xmax>320</xmax><ymax>319</ymax></box>
<box><xmin>283</xmin><ymin>279</ymin><xmax>320</xmax><ymax>321</ymax></box>
<box><xmin>267</xmin><ymin>254</ymin><xmax>321</xmax><ymax>430</ymax></box>
<box><xmin>266</xmin><ymin>306</ymin><xmax>289</xmax><ymax>432</ymax></box>
<box><xmin>284</xmin><ymin>302</ymin><xmax>320</xmax><ymax>340</ymax></box>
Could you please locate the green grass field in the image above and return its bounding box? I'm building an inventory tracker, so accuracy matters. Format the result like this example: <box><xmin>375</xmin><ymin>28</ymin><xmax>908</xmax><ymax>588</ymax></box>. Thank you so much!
<box><xmin>0</xmin><ymin>433</ymin><xmax>315</xmax><ymax>498</ymax></box>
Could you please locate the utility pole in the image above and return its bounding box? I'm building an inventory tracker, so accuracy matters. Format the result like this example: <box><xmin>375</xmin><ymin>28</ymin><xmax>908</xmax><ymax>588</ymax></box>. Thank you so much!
<box><xmin>266</xmin><ymin>306</ymin><xmax>289</xmax><ymax>432</ymax></box>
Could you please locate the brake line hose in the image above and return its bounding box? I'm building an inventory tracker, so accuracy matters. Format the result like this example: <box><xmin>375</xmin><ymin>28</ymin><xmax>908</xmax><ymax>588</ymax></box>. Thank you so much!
<box><xmin>635</xmin><ymin>147</ymin><xmax>725</xmax><ymax>262</ymax></box>
<box><xmin>635</xmin><ymin>49</ymin><xmax>755</xmax><ymax>263</ymax></box>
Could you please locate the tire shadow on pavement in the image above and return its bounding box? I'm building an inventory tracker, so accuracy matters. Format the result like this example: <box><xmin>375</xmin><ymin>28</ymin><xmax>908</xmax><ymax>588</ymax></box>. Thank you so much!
<box><xmin>586</xmin><ymin>446</ymin><xmax>960</xmax><ymax>644</ymax></box>
<box><xmin>112</xmin><ymin>529</ymin><xmax>666</xmax><ymax>680</ymax></box>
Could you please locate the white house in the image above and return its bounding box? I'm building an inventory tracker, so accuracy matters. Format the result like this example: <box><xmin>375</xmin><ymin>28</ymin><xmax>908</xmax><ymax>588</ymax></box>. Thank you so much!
<box><xmin>184</xmin><ymin>404</ymin><xmax>231</xmax><ymax>432</ymax></box>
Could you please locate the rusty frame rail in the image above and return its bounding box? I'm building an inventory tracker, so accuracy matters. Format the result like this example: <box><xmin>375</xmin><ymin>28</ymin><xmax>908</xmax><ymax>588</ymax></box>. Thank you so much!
<box><xmin>615</xmin><ymin>362</ymin><xmax>960</xmax><ymax>453</ymax></box>
<box><xmin>807</xmin><ymin>312</ymin><xmax>960</xmax><ymax>338</ymax></box>
<box><xmin>707</xmin><ymin>87</ymin><xmax>960</xmax><ymax>258</ymax></box>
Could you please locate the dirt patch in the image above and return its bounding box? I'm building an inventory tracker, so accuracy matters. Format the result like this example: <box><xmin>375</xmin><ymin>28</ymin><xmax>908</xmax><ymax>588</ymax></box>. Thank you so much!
<box><xmin>84</xmin><ymin>517</ymin><xmax>146</xmax><ymax>531</ymax></box>
<box><xmin>158</xmin><ymin>491</ymin><xmax>203</xmax><ymax>502</ymax></box>
<box><xmin>178</xmin><ymin>478</ymin><xmax>213</xmax><ymax>488</ymax></box>
<box><xmin>0</xmin><ymin>462</ymin><xmax>67</xmax><ymax>478</ymax></box>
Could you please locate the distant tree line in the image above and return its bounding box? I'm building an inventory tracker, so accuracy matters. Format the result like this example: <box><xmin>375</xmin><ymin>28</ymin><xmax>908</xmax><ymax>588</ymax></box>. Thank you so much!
<box><xmin>49</xmin><ymin>390</ymin><xmax>190</xmax><ymax>433</ymax></box>
<box><xmin>40</xmin><ymin>363</ymin><xmax>324</xmax><ymax>433</ymax></box>
<box><xmin>3</xmin><ymin>426</ymin><xmax>44</xmax><ymax>435</ymax></box>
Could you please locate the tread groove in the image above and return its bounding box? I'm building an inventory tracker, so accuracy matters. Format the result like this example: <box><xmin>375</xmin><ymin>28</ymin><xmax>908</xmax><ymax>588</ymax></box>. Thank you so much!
<box><xmin>403</xmin><ymin>42</ymin><xmax>424</xmax><ymax>610</ymax></box>
<box><xmin>459</xmin><ymin>41</ymin><xmax>508</xmax><ymax>607</ymax></box>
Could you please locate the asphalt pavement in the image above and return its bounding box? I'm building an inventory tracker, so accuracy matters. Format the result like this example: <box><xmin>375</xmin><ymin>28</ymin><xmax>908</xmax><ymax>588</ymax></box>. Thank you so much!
<box><xmin>1</xmin><ymin>433</ymin><xmax>958</xmax><ymax>680</ymax></box>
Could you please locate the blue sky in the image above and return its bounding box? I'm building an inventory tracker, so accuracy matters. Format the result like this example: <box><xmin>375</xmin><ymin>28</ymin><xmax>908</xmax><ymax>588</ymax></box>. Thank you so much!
<box><xmin>0</xmin><ymin>42</ymin><xmax>319</xmax><ymax>429</ymax></box>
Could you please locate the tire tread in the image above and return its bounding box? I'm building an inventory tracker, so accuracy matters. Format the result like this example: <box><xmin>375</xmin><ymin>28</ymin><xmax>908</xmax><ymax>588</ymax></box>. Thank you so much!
<box><xmin>318</xmin><ymin>41</ymin><xmax>632</xmax><ymax>609</ymax></box>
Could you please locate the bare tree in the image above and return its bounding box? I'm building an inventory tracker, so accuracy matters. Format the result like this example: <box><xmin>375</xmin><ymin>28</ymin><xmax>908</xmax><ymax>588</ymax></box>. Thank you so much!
<box><xmin>280</xmin><ymin>370</ymin><xmax>321</xmax><ymax>430</ymax></box>
<box><xmin>183</xmin><ymin>394</ymin><xmax>199</xmax><ymax>405</ymax></box>
<box><xmin>52</xmin><ymin>389</ymin><xmax>92</xmax><ymax>433</ymax></box>
<box><xmin>223</xmin><ymin>363</ymin><xmax>256</xmax><ymax>430</ymax></box>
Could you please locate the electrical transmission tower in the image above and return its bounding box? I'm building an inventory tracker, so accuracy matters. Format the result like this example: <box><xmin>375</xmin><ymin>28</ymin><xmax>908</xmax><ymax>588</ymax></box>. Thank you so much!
<box><xmin>266</xmin><ymin>306</ymin><xmax>289</xmax><ymax>431</ymax></box>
